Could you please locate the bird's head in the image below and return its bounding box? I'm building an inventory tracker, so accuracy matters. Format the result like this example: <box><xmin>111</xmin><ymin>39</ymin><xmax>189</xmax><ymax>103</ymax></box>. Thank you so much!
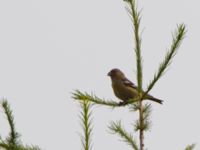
<box><xmin>107</xmin><ymin>68</ymin><xmax>125</xmax><ymax>79</ymax></box>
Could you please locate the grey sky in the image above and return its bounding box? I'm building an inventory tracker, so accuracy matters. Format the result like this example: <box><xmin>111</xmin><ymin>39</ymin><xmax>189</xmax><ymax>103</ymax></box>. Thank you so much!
<box><xmin>0</xmin><ymin>0</ymin><xmax>199</xmax><ymax>150</ymax></box>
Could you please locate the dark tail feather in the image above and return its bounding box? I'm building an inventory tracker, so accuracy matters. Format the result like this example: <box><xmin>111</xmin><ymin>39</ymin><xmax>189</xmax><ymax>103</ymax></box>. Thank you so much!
<box><xmin>147</xmin><ymin>96</ymin><xmax>163</xmax><ymax>104</ymax></box>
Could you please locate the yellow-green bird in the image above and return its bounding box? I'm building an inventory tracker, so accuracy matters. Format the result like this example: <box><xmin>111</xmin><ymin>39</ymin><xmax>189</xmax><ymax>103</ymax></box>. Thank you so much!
<box><xmin>108</xmin><ymin>68</ymin><xmax>163</xmax><ymax>105</ymax></box>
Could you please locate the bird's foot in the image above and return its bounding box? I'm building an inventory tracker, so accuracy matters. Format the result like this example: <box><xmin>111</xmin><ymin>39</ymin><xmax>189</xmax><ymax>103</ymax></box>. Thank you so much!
<box><xmin>118</xmin><ymin>101</ymin><xmax>128</xmax><ymax>106</ymax></box>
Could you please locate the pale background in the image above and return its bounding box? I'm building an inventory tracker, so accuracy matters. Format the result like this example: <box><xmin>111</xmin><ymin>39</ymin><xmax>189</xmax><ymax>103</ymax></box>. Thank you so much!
<box><xmin>0</xmin><ymin>0</ymin><xmax>199</xmax><ymax>150</ymax></box>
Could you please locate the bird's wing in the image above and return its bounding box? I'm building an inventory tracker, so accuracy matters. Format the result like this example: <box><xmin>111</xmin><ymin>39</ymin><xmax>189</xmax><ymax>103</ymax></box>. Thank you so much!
<box><xmin>122</xmin><ymin>77</ymin><xmax>137</xmax><ymax>89</ymax></box>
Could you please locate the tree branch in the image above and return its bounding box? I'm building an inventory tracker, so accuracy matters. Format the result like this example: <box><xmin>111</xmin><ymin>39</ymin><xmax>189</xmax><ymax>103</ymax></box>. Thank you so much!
<box><xmin>109</xmin><ymin>121</ymin><xmax>139</xmax><ymax>150</ymax></box>
<box><xmin>72</xmin><ymin>90</ymin><xmax>141</xmax><ymax>108</ymax></box>
<box><xmin>79</xmin><ymin>100</ymin><xmax>93</xmax><ymax>150</ymax></box>
<box><xmin>145</xmin><ymin>24</ymin><xmax>186</xmax><ymax>96</ymax></box>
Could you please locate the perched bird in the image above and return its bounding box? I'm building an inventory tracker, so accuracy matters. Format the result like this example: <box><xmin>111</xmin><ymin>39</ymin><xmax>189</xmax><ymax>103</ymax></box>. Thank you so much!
<box><xmin>107</xmin><ymin>68</ymin><xmax>163</xmax><ymax>105</ymax></box>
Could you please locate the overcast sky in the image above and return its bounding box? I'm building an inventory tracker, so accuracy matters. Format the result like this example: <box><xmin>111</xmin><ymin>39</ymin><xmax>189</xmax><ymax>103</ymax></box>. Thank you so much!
<box><xmin>0</xmin><ymin>0</ymin><xmax>199</xmax><ymax>150</ymax></box>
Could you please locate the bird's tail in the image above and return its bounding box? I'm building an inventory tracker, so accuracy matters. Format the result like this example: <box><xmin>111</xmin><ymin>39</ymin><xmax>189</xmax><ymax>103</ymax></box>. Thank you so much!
<box><xmin>146</xmin><ymin>96</ymin><xmax>163</xmax><ymax>104</ymax></box>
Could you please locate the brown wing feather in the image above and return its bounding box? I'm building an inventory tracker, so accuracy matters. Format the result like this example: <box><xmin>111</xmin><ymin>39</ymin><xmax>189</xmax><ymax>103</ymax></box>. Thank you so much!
<box><xmin>122</xmin><ymin>77</ymin><xmax>137</xmax><ymax>89</ymax></box>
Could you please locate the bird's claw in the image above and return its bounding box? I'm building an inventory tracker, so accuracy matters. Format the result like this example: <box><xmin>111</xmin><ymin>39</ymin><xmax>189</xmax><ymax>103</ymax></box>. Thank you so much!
<box><xmin>118</xmin><ymin>101</ymin><xmax>128</xmax><ymax>106</ymax></box>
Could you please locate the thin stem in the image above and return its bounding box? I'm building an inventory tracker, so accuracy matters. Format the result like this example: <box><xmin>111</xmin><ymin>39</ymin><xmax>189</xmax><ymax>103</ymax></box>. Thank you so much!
<box><xmin>72</xmin><ymin>90</ymin><xmax>142</xmax><ymax>108</ymax></box>
<box><xmin>130</xmin><ymin>0</ymin><xmax>143</xmax><ymax>91</ymax></box>
<box><xmin>1</xmin><ymin>100</ymin><xmax>19</xmax><ymax>146</ymax></box>
<box><xmin>128</xmin><ymin>1</ymin><xmax>144</xmax><ymax>149</ymax></box>
<box><xmin>109</xmin><ymin>121</ymin><xmax>139</xmax><ymax>150</ymax></box>
<box><xmin>145</xmin><ymin>24</ymin><xmax>186</xmax><ymax>96</ymax></box>
<box><xmin>139</xmin><ymin>101</ymin><xmax>144</xmax><ymax>150</ymax></box>
<box><xmin>80</xmin><ymin>100</ymin><xmax>93</xmax><ymax>150</ymax></box>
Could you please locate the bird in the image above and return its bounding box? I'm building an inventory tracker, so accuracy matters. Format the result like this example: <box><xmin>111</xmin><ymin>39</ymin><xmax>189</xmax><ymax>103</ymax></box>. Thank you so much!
<box><xmin>107</xmin><ymin>68</ymin><xmax>163</xmax><ymax>105</ymax></box>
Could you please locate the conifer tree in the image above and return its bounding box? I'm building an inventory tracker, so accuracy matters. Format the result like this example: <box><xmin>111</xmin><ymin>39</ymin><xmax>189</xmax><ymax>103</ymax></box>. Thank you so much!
<box><xmin>72</xmin><ymin>0</ymin><xmax>195</xmax><ymax>150</ymax></box>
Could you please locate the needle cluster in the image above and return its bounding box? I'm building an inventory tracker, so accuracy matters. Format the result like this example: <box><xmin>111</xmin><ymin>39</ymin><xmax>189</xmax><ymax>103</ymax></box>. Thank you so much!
<box><xmin>0</xmin><ymin>100</ymin><xmax>41</xmax><ymax>150</ymax></box>
<box><xmin>79</xmin><ymin>100</ymin><xmax>93</xmax><ymax>150</ymax></box>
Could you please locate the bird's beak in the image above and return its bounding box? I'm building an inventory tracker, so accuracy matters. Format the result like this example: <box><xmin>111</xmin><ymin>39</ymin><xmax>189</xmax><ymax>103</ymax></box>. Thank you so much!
<box><xmin>107</xmin><ymin>71</ymin><xmax>111</xmax><ymax>76</ymax></box>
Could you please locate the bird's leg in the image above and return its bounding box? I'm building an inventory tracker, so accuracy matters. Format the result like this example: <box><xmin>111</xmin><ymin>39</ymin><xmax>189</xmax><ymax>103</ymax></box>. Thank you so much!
<box><xmin>118</xmin><ymin>101</ymin><xmax>128</xmax><ymax>106</ymax></box>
